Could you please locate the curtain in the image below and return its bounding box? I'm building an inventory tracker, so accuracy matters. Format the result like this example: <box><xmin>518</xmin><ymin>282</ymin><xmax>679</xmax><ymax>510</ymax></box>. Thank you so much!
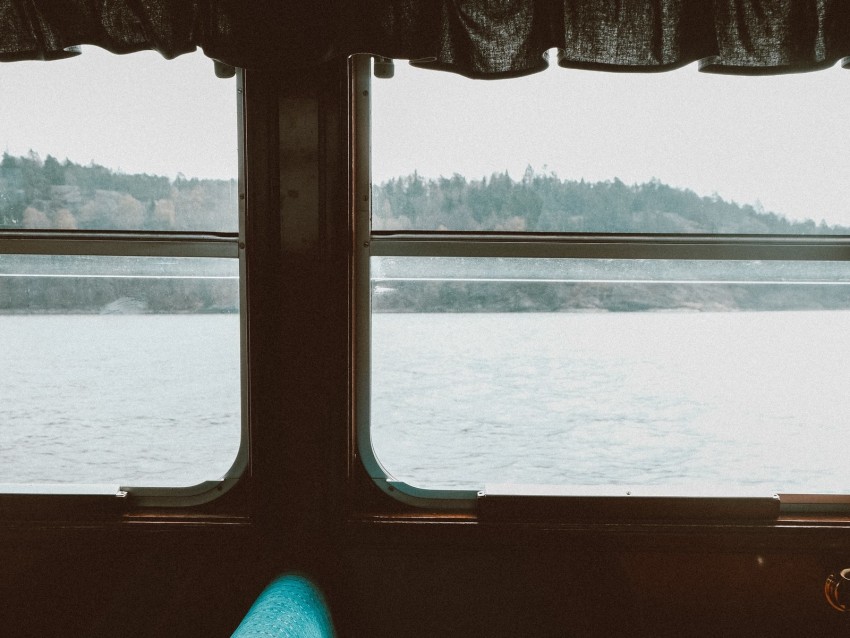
<box><xmin>2</xmin><ymin>1</ymin><xmax>849</xmax><ymax>77</ymax></box>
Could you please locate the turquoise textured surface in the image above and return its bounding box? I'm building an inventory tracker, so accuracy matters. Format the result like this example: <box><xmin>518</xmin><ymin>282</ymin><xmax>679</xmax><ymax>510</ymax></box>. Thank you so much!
<box><xmin>231</xmin><ymin>574</ymin><xmax>335</xmax><ymax>638</ymax></box>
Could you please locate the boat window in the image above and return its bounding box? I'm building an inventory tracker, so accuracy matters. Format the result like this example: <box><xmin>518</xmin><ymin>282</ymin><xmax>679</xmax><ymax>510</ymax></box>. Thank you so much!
<box><xmin>0</xmin><ymin>47</ymin><xmax>243</xmax><ymax>503</ymax></box>
<box><xmin>354</xmin><ymin>54</ymin><xmax>850</xmax><ymax>511</ymax></box>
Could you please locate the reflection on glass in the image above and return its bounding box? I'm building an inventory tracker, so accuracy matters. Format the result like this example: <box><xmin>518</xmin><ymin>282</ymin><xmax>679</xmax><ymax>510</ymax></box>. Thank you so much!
<box><xmin>0</xmin><ymin>255</ymin><xmax>238</xmax><ymax>314</ymax></box>
<box><xmin>373</xmin><ymin>257</ymin><xmax>850</xmax><ymax>313</ymax></box>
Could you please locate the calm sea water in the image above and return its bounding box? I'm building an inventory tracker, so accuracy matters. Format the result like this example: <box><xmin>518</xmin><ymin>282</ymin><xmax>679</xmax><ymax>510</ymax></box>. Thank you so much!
<box><xmin>4</xmin><ymin>311</ymin><xmax>850</xmax><ymax>495</ymax></box>
<box><xmin>0</xmin><ymin>314</ymin><xmax>241</xmax><ymax>487</ymax></box>
<box><xmin>371</xmin><ymin>311</ymin><xmax>850</xmax><ymax>494</ymax></box>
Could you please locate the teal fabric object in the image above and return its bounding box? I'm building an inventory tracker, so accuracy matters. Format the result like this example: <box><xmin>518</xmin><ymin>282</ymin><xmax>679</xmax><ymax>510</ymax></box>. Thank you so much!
<box><xmin>232</xmin><ymin>575</ymin><xmax>334</xmax><ymax>638</ymax></box>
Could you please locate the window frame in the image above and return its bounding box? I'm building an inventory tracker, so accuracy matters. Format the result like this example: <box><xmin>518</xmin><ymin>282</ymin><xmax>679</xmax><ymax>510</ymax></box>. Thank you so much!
<box><xmin>351</xmin><ymin>54</ymin><xmax>850</xmax><ymax>517</ymax></box>
<box><xmin>0</xmin><ymin>64</ymin><xmax>248</xmax><ymax>509</ymax></box>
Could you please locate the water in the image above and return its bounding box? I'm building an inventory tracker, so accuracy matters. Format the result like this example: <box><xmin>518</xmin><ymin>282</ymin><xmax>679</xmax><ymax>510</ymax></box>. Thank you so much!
<box><xmin>371</xmin><ymin>311</ymin><xmax>850</xmax><ymax>494</ymax></box>
<box><xmin>4</xmin><ymin>311</ymin><xmax>850</xmax><ymax>496</ymax></box>
<box><xmin>0</xmin><ymin>314</ymin><xmax>241</xmax><ymax>487</ymax></box>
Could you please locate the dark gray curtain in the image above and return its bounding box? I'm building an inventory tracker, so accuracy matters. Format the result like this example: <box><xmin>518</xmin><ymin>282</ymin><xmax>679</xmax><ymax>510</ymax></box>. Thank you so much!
<box><xmin>2</xmin><ymin>1</ymin><xmax>849</xmax><ymax>76</ymax></box>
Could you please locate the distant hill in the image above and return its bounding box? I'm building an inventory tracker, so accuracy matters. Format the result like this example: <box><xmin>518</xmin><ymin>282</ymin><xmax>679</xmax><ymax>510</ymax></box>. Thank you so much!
<box><xmin>4</xmin><ymin>155</ymin><xmax>843</xmax><ymax>235</ymax></box>
<box><xmin>0</xmin><ymin>151</ymin><xmax>236</xmax><ymax>231</ymax></box>
<box><xmin>373</xmin><ymin>169</ymin><xmax>849</xmax><ymax>235</ymax></box>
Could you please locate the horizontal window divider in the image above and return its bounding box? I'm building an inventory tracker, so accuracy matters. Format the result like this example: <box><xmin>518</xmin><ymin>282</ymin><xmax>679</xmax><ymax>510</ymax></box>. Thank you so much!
<box><xmin>369</xmin><ymin>232</ymin><xmax>850</xmax><ymax>261</ymax></box>
<box><xmin>0</xmin><ymin>230</ymin><xmax>239</xmax><ymax>258</ymax></box>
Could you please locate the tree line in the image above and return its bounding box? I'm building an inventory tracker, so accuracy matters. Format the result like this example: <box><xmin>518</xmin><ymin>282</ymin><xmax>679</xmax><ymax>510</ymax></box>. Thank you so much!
<box><xmin>5</xmin><ymin>155</ymin><xmax>843</xmax><ymax>235</ymax></box>
<box><xmin>0</xmin><ymin>151</ymin><xmax>236</xmax><ymax>231</ymax></box>
<box><xmin>373</xmin><ymin>168</ymin><xmax>849</xmax><ymax>235</ymax></box>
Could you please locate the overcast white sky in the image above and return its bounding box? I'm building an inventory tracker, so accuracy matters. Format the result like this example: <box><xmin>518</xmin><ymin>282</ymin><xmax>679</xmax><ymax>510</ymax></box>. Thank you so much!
<box><xmin>0</xmin><ymin>46</ymin><xmax>237</xmax><ymax>181</ymax></box>
<box><xmin>373</xmin><ymin>56</ymin><xmax>850</xmax><ymax>227</ymax></box>
<box><xmin>3</xmin><ymin>47</ymin><xmax>850</xmax><ymax>226</ymax></box>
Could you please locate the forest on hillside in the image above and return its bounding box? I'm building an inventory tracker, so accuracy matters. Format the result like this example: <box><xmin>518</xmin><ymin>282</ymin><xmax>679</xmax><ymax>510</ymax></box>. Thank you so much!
<box><xmin>4</xmin><ymin>154</ymin><xmax>845</xmax><ymax>235</ymax></box>
<box><xmin>373</xmin><ymin>168</ymin><xmax>850</xmax><ymax>235</ymax></box>
<box><xmin>0</xmin><ymin>151</ymin><xmax>236</xmax><ymax>231</ymax></box>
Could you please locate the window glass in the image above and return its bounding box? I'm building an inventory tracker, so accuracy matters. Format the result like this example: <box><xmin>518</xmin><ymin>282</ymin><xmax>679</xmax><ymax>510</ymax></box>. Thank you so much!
<box><xmin>371</xmin><ymin>256</ymin><xmax>850</xmax><ymax>493</ymax></box>
<box><xmin>0</xmin><ymin>256</ymin><xmax>240</xmax><ymax>486</ymax></box>
<box><xmin>0</xmin><ymin>47</ymin><xmax>237</xmax><ymax>232</ymax></box>
<box><xmin>0</xmin><ymin>48</ymin><xmax>241</xmax><ymax>491</ymax></box>
<box><xmin>365</xmin><ymin>58</ymin><xmax>850</xmax><ymax>498</ymax></box>
<box><xmin>371</xmin><ymin>60</ymin><xmax>850</xmax><ymax>235</ymax></box>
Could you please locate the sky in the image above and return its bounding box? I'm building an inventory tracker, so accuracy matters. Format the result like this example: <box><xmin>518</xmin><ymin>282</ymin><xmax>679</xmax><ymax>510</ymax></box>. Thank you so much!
<box><xmin>0</xmin><ymin>46</ymin><xmax>237</xmax><ymax>180</ymax></box>
<box><xmin>2</xmin><ymin>47</ymin><xmax>850</xmax><ymax>226</ymax></box>
<box><xmin>372</xmin><ymin>55</ymin><xmax>850</xmax><ymax>227</ymax></box>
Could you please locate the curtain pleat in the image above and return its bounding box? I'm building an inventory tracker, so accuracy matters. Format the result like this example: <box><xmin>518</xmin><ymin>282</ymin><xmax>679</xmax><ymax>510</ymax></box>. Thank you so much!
<box><xmin>555</xmin><ymin>1</ymin><xmax>713</xmax><ymax>71</ymax></box>
<box><xmin>2</xmin><ymin>0</ymin><xmax>850</xmax><ymax>76</ymax></box>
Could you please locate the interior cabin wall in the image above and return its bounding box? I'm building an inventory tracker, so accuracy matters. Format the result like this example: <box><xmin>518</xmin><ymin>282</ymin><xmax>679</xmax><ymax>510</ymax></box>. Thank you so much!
<box><xmin>2</xmin><ymin>60</ymin><xmax>850</xmax><ymax>638</ymax></box>
<box><xmin>341</xmin><ymin>538</ymin><xmax>850</xmax><ymax>636</ymax></box>
<box><xmin>2</xmin><ymin>528</ymin><xmax>850</xmax><ymax>635</ymax></box>
<box><xmin>0</xmin><ymin>525</ymin><xmax>262</xmax><ymax>636</ymax></box>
